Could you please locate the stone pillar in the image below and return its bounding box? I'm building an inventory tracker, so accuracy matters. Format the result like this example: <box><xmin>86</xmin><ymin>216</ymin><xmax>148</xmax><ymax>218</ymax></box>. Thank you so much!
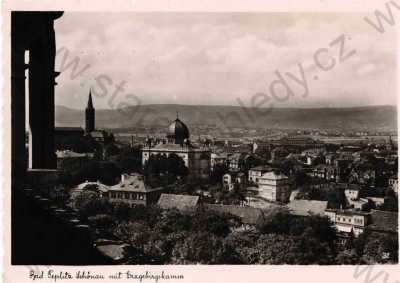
<box><xmin>28</xmin><ymin>18</ymin><xmax>57</xmax><ymax>169</ymax></box>
<box><xmin>11</xmin><ymin>17</ymin><xmax>28</xmax><ymax>179</ymax></box>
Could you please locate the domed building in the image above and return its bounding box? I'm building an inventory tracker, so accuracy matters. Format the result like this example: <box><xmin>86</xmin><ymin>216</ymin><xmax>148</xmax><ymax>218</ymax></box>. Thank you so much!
<box><xmin>142</xmin><ymin>115</ymin><xmax>211</xmax><ymax>179</ymax></box>
<box><xmin>167</xmin><ymin>117</ymin><xmax>190</xmax><ymax>144</ymax></box>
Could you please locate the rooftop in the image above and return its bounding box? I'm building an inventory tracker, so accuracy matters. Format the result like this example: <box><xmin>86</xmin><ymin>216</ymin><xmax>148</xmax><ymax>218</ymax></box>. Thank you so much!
<box><xmin>109</xmin><ymin>173</ymin><xmax>163</xmax><ymax>193</ymax></box>
<box><xmin>157</xmin><ymin>194</ymin><xmax>200</xmax><ymax>211</ymax></box>
<box><xmin>260</xmin><ymin>171</ymin><xmax>288</xmax><ymax>180</ymax></box>
<box><xmin>56</xmin><ymin>150</ymin><xmax>91</xmax><ymax>158</ymax></box>
<box><xmin>249</xmin><ymin>165</ymin><xmax>272</xmax><ymax>172</ymax></box>
<box><xmin>287</xmin><ymin>199</ymin><xmax>328</xmax><ymax>217</ymax></box>
<box><xmin>203</xmin><ymin>204</ymin><xmax>264</xmax><ymax>225</ymax></box>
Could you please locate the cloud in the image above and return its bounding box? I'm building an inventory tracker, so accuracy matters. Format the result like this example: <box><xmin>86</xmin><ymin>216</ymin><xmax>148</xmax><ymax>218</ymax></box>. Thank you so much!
<box><xmin>53</xmin><ymin>12</ymin><xmax>397</xmax><ymax>109</ymax></box>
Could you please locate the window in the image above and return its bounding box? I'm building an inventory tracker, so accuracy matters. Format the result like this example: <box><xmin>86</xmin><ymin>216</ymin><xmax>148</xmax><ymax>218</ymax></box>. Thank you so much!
<box><xmin>139</xmin><ymin>194</ymin><xmax>144</xmax><ymax>200</ymax></box>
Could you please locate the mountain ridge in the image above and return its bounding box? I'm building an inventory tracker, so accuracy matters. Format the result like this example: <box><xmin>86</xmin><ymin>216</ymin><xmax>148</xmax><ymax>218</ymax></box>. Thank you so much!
<box><xmin>55</xmin><ymin>104</ymin><xmax>397</xmax><ymax>130</ymax></box>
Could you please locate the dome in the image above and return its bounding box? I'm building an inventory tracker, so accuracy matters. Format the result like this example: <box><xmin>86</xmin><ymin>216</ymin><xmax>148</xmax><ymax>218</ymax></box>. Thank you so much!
<box><xmin>167</xmin><ymin>118</ymin><xmax>190</xmax><ymax>144</ymax></box>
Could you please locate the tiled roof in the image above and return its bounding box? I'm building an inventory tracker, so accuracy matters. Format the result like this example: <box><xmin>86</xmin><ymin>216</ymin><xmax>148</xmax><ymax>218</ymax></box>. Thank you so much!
<box><xmin>368</xmin><ymin>210</ymin><xmax>398</xmax><ymax>233</ymax></box>
<box><xmin>109</xmin><ymin>174</ymin><xmax>162</xmax><ymax>193</ymax></box>
<box><xmin>203</xmin><ymin>204</ymin><xmax>264</xmax><ymax>225</ymax></box>
<box><xmin>74</xmin><ymin>181</ymin><xmax>110</xmax><ymax>193</ymax></box>
<box><xmin>287</xmin><ymin>200</ymin><xmax>327</xmax><ymax>216</ymax></box>
<box><xmin>249</xmin><ymin>165</ymin><xmax>272</xmax><ymax>172</ymax></box>
<box><xmin>56</xmin><ymin>150</ymin><xmax>90</xmax><ymax>158</ymax></box>
<box><xmin>260</xmin><ymin>171</ymin><xmax>288</xmax><ymax>180</ymax></box>
<box><xmin>157</xmin><ymin>194</ymin><xmax>199</xmax><ymax>211</ymax></box>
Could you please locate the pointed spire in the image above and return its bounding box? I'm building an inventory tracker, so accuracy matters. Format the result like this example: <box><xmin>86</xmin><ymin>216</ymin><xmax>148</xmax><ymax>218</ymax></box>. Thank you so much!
<box><xmin>87</xmin><ymin>88</ymin><xmax>94</xmax><ymax>109</ymax></box>
<box><xmin>176</xmin><ymin>111</ymin><xmax>179</xmax><ymax>120</ymax></box>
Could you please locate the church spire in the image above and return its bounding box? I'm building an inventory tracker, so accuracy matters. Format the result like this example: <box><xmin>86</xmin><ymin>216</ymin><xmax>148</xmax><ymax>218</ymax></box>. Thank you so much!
<box><xmin>85</xmin><ymin>88</ymin><xmax>95</xmax><ymax>133</ymax></box>
<box><xmin>87</xmin><ymin>88</ymin><xmax>94</xmax><ymax>109</ymax></box>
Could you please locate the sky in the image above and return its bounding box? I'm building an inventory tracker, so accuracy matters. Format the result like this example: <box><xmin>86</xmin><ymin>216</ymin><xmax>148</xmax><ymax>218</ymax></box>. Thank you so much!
<box><xmin>54</xmin><ymin>12</ymin><xmax>397</xmax><ymax>110</ymax></box>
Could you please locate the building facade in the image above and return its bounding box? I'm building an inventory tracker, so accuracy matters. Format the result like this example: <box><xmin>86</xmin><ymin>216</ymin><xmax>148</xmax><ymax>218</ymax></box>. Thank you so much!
<box><xmin>325</xmin><ymin>209</ymin><xmax>369</xmax><ymax>237</ymax></box>
<box><xmin>142</xmin><ymin>116</ymin><xmax>211</xmax><ymax>179</ymax></box>
<box><xmin>256</xmin><ymin>171</ymin><xmax>291</xmax><ymax>203</ymax></box>
<box><xmin>107</xmin><ymin>173</ymin><xmax>164</xmax><ymax>206</ymax></box>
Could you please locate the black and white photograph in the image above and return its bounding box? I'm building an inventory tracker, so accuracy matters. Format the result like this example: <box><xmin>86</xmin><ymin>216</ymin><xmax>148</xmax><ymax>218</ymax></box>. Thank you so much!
<box><xmin>5</xmin><ymin>1</ymin><xmax>399</xmax><ymax>278</ymax></box>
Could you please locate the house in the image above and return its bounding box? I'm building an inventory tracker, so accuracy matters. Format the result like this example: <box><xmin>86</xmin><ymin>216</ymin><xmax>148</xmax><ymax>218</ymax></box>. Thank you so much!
<box><xmin>343</xmin><ymin>184</ymin><xmax>370</xmax><ymax>210</ymax></box>
<box><xmin>222</xmin><ymin>172</ymin><xmax>246</xmax><ymax>191</ymax></box>
<box><xmin>287</xmin><ymin>199</ymin><xmax>327</xmax><ymax>217</ymax></box>
<box><xmin>107</xmin><ymin>173</ymin><xmax>164</xmax><ymax>206</ymax></box>
<box><xmin>226</xmin><ymin>153</ymin><xmax>243</xmax><ymax>171</ymax></box>
<box><xmin>157</xmin><ymin>194</ymin><xmax>200</xmax><ymax>212</ymax></box>
<box><xmin>325</xmin><ymin>153</ymin><xmax>335</xmax><ymax>165</ymax></box>
<box><xmin>388</xmin><ymin>175</ymin><xmax>398</xmax><ymax>193</ymax></box>
<box><xmin>366</xmin><ymin>197</ymin><xmax>385</xmax><ymax>207</ymax></box>
<box><xmin>311</xmin><ymin>164</ymin><xmax>337</xmax><ymax>180</ymax></box>
<box><xmin>248</xmin><ymin>165</ymin><xmax>272</xmax><ymax>183</ymax></box>
<box><xmin>325</xmin><ymin>209</ymin><xmax>369</xmax><ymax>237</ymax></box>
<box><xmin>255</xmin><ymin>171</ymin><xmax>291</xmax><ymax>203</ymax></box>
<box><xmin>203</xmin><ymin>204</ymin><xmax>265</xmax><ymax>230</ymax></box>
<box><xmin>345</xmin><ymin>185</ymin><xmax>360</xmax><ymax>201</ymax></box>
<box><xmin>210</xmin><ymin>152</ymin><xmax>228</xmax><ymax>170</ymax></box>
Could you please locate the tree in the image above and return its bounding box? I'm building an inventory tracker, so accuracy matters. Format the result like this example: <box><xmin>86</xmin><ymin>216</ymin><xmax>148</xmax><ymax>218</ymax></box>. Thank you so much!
<box><xmin>224</xmin><ymin>231</ymin><xmax>261</xmax><ymax>264</ymax></box>
<box><xmin>153</xmin><ymin>209</ymin><xmax>192</xmax><ymax>234</ymax></box>
<box><xmin>72</xmin><ymin>161</ymin><xmax>121</xmax><ymax>186</ymax></box>
<box><xmin>361</xmin><ymin>233</ymin><xmax>398</xmax><ymax>263</ymax></box>
<box><xmin>210</xmin><ymin>163</ymin><xmax>228</xmax><ymax>184</ymax></box>
<box><xmin>255</xmin><ymin>233</ymin><xmax>335</xmax><ymax>264</ymax></box>
<box><xmin>74</xmin><ymin>191</ymin><xmax>113</xmax><ymax>218</ymax></box>
<box><xmin>144</xmin><ymin>154</ymin><xmax>188</xmax><ymax>177</ymax></box>
<box><xmin>171</xmin><ymin>231</ymin><xmax>238</xmax><ymax>264</ymax></box>
<box><xmin>114</xmin><ymin>222</ymin><xmax>151</xmax><ymax>251</ymax></box>
<box><xmin>191</xmin><ymin>209</ymin><xmax>237</xmax><ymax>237</ymax></box>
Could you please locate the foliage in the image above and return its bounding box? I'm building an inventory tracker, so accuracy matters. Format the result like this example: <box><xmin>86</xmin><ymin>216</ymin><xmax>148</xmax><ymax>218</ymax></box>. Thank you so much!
<box><xmin>74</xmin><ymin>191</ymin><xmax>113</xmax><ymax>218</ymax></box>
<box><xmin>209</xmin><ymin>163</ymin><xmax>228</xmax><ymax>184</ymax></box>
<box><xmin>114</xmin><ymin>222</ymin><xmax>152</xmax><ymax>250</ymax></box>
<box><xmin>55</xmin><ymin>135</ymin><xmax>99</xmax><ymax>153</ymax></box>
<box><xmin>353</xmin><ymin>231</ymin><xmax>398</xmax><ymax>264</ymax></box>
<box><xmin>144</xmin><ymin>154</ymin><xmax>188</xmax><ymax>177</ymax></box>
<box><xmin>171</xmin><ymin>231</ymin><xmax>239</xmax><ymax>264</ymax></box>
<box><xmin>63</xmin><ymin>160</ymin><xmax>122</xmax><ymax>186</ymax></box>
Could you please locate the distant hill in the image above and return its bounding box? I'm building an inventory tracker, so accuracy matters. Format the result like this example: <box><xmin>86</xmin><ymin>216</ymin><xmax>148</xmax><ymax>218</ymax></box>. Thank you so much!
<box><xmin>55</xmin><ymin>104</ymin><xmax>397</xmax><ymax>131</ymax></box>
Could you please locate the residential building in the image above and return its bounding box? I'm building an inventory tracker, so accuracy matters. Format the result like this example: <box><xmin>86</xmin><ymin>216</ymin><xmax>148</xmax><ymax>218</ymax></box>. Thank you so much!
<box><xmin>107</xmin><ymin>173</ymin><xmax>164</xmax><ymax>206</ymax></box>
<box><xmin>248</xmin><ymin>165</ymin><xmax>272</xmax><ymax>183</ymax></box>
<box><xmin>210</xmin><ymin>152</ymin><xmax>228</xmax><ymax>170</ymax></box>
<box><xmin>325</xmin><ymin>209</ymin><xmax>369</xmax><ymax>237</ymax></box>
<box><xmin>222</xmin><ymin>172</ymin><xmax>246</xmax><ymax>191</ymax></box>
<box><xmin>389</xmin><ymin>175</ymin><xmax>398</xmax><ymax>193</ymax></box>
<box><xmin>255</xmin><ymin>171</ymin><xmax>291</xmax><ymax>203</ymax></box>
<box><xmin>203</xmin><ymin>204</ymin><xmax>265</xmax><ymax>230</ymax></box>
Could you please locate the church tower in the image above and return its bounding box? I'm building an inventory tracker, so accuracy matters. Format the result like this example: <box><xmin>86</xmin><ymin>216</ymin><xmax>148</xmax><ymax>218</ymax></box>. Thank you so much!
<box><xmin>85</xmin><ymin>89</ymin><xmax>95</xmax><ymax>133</ymax></box>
